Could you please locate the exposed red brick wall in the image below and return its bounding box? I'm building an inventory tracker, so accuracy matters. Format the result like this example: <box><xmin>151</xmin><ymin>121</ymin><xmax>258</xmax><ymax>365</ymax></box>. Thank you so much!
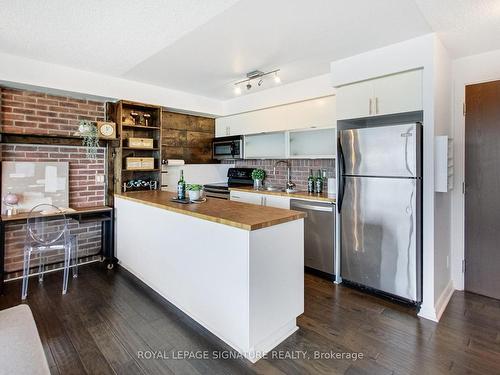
<box><xmin>1</xmin><ymin>145</ymin><xmax>106</xmax><ymax>208</ymax></box>
<box><xmin>0</xmin><ymin>86</ymin><xmax>108</xmax><ymax>277</ymax></box>
<box><xmin>1</xmin><ymin>87</ymin><xmax>105</xmax><ymax>136</ymax></box>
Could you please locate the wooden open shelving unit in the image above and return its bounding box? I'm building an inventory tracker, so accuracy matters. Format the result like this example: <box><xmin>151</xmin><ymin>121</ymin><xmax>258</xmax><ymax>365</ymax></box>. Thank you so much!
<box><xmin>107</xmin><ymin>100</ymin><xmax>162</xmax><ymax>194</ymax></box>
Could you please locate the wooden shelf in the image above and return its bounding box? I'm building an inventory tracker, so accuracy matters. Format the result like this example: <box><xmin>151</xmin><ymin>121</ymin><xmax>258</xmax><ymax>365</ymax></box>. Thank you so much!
<box><xmin>107</xmin><ymin>100</ymin><xmax>163</xmax><ymax>194</ymax></box>
<box><xmin>122</xmin><ymin>124</ymin><xmax>160</xmax><ymax>130</ymax></box>
<box><xmin>122</xmin><ymin>169</ymin><xmax>161</xmax><ymax>172</ymax></box>
<box><xmin>0</xmin><ymin>132</ymin><xmax>117</xmax><ymax>147</ymax></box>
<box><xmin>122</xmin><ymin>147</ymin><xmax>160</xmax><ymax>151</ymax></box>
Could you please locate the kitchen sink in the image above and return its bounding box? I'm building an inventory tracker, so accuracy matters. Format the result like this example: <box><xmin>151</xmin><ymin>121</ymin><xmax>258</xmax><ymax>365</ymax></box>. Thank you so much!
<box><xmin>265</xmin><ymin>186</ymin><xmax>286</xmax><ymax>192</ymax></box>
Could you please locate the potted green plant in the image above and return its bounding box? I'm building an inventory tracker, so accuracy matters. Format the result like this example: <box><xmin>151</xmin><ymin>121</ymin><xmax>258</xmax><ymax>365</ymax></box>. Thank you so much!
<box><xmin>79</xmin><ymin>120</ymin><xmax>100</xmax><ymax>159</ymax></box>
<box><xmin>187</xmin><ymin>184</ymin><xmax>203</xmax><ymax>201</ymax></box>
<box><xmin>251</xmin><ymin>169</ymin><xmax>266</xmax><ymax>190</ymax></box>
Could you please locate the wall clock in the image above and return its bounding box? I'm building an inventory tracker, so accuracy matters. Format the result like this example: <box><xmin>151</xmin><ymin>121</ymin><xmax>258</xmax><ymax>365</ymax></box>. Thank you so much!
<box><xmin>96</xmin><ymin>121</ymin><xmax>116</xmax><ymax>139</ymax></box>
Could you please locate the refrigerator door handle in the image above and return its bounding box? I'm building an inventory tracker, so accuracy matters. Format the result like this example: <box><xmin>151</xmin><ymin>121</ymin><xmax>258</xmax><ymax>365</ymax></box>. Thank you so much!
<box><xmin>337</xmin><ymin>137</ymin><xmax>346</xmax><ymax>213</ymax></box>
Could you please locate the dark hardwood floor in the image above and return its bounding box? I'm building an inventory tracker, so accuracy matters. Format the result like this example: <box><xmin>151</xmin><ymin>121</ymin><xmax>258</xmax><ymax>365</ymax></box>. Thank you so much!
<box><xmin>1</xmin><ymin>263</ymin><xmax>500</xmax><ymax>375</ymax></box>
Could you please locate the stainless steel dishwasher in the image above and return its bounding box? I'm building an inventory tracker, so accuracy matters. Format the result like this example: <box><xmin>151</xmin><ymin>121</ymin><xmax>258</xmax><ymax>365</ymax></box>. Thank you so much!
<box><xmin>290</xmin><ymin>199</ymin><xmax>335</xmax><ymax>278</ymax></box>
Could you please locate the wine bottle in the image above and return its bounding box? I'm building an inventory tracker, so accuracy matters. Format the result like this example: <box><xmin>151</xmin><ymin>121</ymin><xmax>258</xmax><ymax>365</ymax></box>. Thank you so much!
<box><xmin>177</xmin><ymin>170</ymin><xmax>186</xmax><ymax>200</ymax></box>
<box><xmin>315</xmin><ymin>169</ymin><xmax>323</xmax><ymax>194</ymax></box>
<box><xmin>307</xmin><ymin>169</ymin><xmax>315</xmax><ymax>193</ymax></box>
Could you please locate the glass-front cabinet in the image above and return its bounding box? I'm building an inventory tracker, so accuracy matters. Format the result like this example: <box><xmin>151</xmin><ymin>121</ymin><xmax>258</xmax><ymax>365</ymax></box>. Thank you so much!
<box><xmin>244</xmin><ymin>132</ymin><xmax>287</xmax><ymax>159</ymax></box>
<box><xmin>289</xmin><ymin>127</ymin><xmax>336</xmax><ymax>159</ymax></box>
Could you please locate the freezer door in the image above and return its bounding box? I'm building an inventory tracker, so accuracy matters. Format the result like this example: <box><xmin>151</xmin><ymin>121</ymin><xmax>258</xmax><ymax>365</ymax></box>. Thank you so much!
<box><xmin>339</xmin><ymin>123</ymin><xmax>420</xmax><ymax>177</ymax></box>
<box><xmin>340</xmin><ymin>176</ymin><xmax>421</xmax><ymax>302</ymax></box>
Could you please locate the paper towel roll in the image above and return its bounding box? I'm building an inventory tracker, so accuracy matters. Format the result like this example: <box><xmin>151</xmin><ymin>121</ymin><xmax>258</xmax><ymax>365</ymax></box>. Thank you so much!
<box><xmin>167</xmin><ymin>159</ymin><xmax>185</xmax><ymax>166</ymax></box>
<box><xmin>328</xmin><ymin>178</ymin><xmax>336</xmax><ymax>194</ymax></box>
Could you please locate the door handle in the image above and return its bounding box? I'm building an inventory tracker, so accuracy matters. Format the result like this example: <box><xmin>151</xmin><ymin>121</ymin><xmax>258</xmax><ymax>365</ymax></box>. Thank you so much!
<box><xmin>291</xmin><ymin>202</ymin><xmax>333</xmax><ymax>212</ymax></box>
<box><xmin>337</xmin><ymin>137</ymin><xmax>346</xmax><ymax>213</ymax></box>
<box><xmin>375</xmin><ymin>97</ymin><xmax>379</xmax><ymax>114</ymax></box>
<box><xmin>369</xmin><ymin>98</ymin><xmax>372</xmax><ymax>115</ymax></box>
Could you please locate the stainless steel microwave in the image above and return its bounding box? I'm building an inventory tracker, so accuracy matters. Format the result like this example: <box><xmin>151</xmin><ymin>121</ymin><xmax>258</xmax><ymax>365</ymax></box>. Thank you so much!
<box><xmin>213</xmin><ymin>136</ymin><xmax>243</xmax><ymax>160</ymax></box>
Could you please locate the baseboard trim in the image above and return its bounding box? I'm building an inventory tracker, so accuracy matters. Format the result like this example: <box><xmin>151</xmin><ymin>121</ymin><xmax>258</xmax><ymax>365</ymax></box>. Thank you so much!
<box><xmin>418</xmin><ymin>280</ymin><xmax>455</xmax><ymax>322</ymax></box>
<box><xmin>435</xmin><ymin>280</ymin><xmax>455</xmax><ymax>321</ymax></box>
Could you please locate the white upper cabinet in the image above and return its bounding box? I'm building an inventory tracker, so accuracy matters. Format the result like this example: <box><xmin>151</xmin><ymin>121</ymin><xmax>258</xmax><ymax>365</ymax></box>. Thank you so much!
<box><xmin>335</xmin><ymin>80</ymin><xmax>374</xmax><ymax>120</ymax></box>
<box><xmin>373</xmin><ymin>69</ymin><xmax>423</xmax><ymax>116</ymax></box>
<box><xmin>215</xmin><ymin>96</ymin><xmax>336</xmax><ymax>137</ymax></box>
<box><xmin>336</xmin><ymin>69</ymin><xmax>423</xmax><ymax>121</ymax></box>
<box><xmin>244</xmin><ymin>132</ymin><xmax>287</xmax><ymax>159</ymax></box>
<box><xmin>289</xmin><ymin>127</ymin><xmax>336</xmax><ymax>159</ymax></box>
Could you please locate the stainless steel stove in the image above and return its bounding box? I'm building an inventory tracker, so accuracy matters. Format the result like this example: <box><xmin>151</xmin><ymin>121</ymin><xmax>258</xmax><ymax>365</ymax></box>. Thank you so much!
<box><xmin>203</xmin><ymin>167</ymin><xmax>255</xmax><ymax>199</ymax></box>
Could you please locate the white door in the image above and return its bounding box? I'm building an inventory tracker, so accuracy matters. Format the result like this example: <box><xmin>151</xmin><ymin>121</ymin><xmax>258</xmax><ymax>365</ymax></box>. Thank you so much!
<box><xmin>372</xmin><ymin>70</ymin><xmax>423</xmax><ymax>116</ymax></box>
<box><xmin>263</xmin><ymin>195</ymin><xmax>290</xmax><ymax>209</ymax></box>
<box><xmin>230</xmin><ymin>191</ymin><xmax>263</xmax><ymax>205</ymax></box>
<box><xmin>336</xmin><ymin>80</ymin><xmax>373</xmax><ymax>120</ymax></box>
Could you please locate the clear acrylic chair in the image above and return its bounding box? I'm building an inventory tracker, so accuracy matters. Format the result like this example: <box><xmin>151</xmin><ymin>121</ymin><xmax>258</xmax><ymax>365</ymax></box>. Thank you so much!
<box><xmin>21</xmin><ymin>204</ymin><xmax>78</xmax><ymax>300</ymax></box>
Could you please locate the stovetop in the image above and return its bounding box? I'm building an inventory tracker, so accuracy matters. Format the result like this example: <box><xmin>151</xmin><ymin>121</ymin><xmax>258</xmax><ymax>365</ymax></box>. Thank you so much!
<box><xmin>203</xmin><ymin>182</ymin><xmax>229</xmax><ymax>190</ymax></box>
<box><xmin>203</xmin><ymin>182</ymin><xmax>254</xmax><ymax>191</ymax></box>
<box><xmin>203</xmin><ymin>167</ymin><xmax>255</xmax><ymax>194</ymax></box>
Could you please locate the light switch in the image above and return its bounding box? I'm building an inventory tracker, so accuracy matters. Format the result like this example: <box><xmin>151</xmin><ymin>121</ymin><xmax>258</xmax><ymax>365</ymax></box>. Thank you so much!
<box><xmin>95</xmin><ymin>174</ymin><xmax>105</xmax><ymax>184</ymax></box>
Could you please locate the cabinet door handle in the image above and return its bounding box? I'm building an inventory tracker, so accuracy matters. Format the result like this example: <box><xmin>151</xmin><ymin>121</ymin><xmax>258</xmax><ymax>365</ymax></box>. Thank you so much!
<box><xmin>375</xmin><ymin>97</ymin><xmax>379</xmax><ymax>114</ymax></box>
<box><xmin>369</xmin><ymin>98</ymin><xmax>372</xmax><ymax>115</ymax></box>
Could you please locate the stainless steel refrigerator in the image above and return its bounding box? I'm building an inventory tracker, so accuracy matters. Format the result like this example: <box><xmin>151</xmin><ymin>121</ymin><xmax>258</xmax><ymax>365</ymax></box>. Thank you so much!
<box><xmin>337</xmin><ymin>123</ymin><xmax>422</xmax><ymax>303</ymax></box>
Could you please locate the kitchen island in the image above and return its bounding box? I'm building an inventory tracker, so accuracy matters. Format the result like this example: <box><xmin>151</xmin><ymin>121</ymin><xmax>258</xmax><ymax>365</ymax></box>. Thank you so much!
<box><xmin>114</xmin><ymin>191</ymin><xmax>305</xmax><ymax>362</ymax></box>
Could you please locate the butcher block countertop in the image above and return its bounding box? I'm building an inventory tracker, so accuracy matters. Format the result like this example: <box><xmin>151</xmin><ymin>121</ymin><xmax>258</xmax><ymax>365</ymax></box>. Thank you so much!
<box><xmin>115</xmin><ymin>191</ymin><xmax>306</xmax><ymax>231</ymax></box>
<box><xmin>229</xmin><ymin>186</ymin><xmax>336</xmax><ymax>203</ymax></box>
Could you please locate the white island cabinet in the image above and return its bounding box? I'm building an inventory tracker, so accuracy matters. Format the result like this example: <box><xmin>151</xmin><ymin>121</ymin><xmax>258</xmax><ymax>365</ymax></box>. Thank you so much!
<box><xmin>114</xmin><ymin>192</ymin><xmax>305</xmax><ymax>362</ymax></box>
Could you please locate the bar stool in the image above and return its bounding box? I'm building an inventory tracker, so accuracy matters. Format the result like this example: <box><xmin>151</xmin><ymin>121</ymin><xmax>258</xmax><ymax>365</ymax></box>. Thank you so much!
<box><xmin>21</xmin><ymin>204</ymin><xmax>78</xmax><ymax>300</ymax></box>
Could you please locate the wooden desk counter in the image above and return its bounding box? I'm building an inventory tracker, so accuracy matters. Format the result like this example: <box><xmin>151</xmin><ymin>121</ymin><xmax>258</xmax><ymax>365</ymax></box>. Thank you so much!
<box><xmin>116</xmin><ymin>191</ymin><xmax>306</xmax><ymax>231</ymax></box>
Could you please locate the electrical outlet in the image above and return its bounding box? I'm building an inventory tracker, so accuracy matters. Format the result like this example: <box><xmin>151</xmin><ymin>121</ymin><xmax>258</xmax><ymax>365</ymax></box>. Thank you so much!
<box><xmin>95</xmin><ymin>174</ymin><xmax>105</xmax><ymax>184</ymax></box>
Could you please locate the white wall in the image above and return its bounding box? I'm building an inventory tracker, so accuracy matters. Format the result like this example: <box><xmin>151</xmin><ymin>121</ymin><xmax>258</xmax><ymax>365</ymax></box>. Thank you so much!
<box><xmin>450</xmin><ymin>48</ymin><xmax>500</xmax><ymax>290</ymax></box>
<box><xmin>162</xmin><ymin>164</ymin><xmax>233</xmax><ymax>192</ymax></box>
<box><xmin>331</xmin><ymin>33</ymin><xmax>453</xmax><ymax>321</ymax></box>
<box><xmin>223</xmin><ymin>73</ymin><xmax>335</xmax><ymax>115</ymax></box>
<box><xmin>432</xmin><ymin>38</ymin><xmax>453</xmax><ymax>316</ymax></box>
<box><xmin>0</xmin><ymin>51</ymin><xmax>224</xmax><ymax>116</ymax></box>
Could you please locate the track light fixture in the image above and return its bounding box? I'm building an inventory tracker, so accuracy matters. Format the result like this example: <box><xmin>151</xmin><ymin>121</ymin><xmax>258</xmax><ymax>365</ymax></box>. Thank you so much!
<box><xmin>274</xmin><ymin>71</ymin><xmax>281</xmax><ymax>84</ymax></box>
<box><xmin>233</xmin><ymin>69</ymin><xmax>281</xmax><ymax>95</ymax></box>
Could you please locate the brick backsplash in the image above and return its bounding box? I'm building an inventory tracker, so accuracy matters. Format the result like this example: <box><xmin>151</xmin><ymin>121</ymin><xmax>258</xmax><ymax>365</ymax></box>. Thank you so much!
<box><xmin>1</xmin><ymin>87</ymin><xmax>105</xmax><ymax>136</ymax></box>
<box><xmin>0</xmin><ymin>86</ymin><xmax>107</xmax><ymax>277</ymax></box>
<box><xmin>227</xmin><ymin>159</ymin><xmax>336</xmax><ymax>191</ymax></box>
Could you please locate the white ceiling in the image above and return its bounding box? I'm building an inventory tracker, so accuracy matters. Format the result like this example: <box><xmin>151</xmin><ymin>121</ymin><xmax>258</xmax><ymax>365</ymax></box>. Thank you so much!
<box><xmin>124</xmin><ymin>0</ymin><xmax>431</xmax><ymax>99</ymax></box>
<box><xmin>0</xmin><ymin>0</ymin><xmax>239</xmax><ymax>75</ymax></box>
<box><xmin>414</xmin><ymin>0</ymin><xmax>500</xmax><ymax>58</ymax></box>
<box><xmin>1</xmin><ymin>0</ymin><xmax>500</xmax><ymax>100</ymax></box>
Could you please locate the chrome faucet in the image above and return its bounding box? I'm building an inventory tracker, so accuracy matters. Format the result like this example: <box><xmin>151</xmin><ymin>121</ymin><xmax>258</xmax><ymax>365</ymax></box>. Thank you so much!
<box><xmin>274</xmin><ymin>160</ymin><xmax>296</xmax><ymax>192</ymax></box>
